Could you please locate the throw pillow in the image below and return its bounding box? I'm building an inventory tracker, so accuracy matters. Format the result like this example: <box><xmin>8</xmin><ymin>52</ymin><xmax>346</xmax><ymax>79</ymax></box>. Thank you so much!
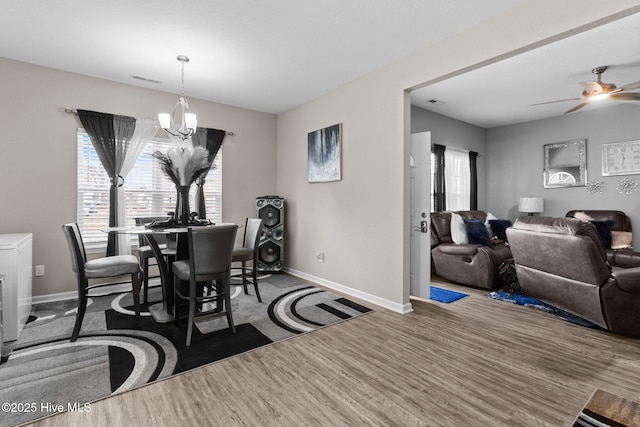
<box><xmin>485</xmin><ymin>212</ymin><xmax>498</xmax><ymax>236</ymax></box>
<box><xmin>573</xmin><ymin>211</ymin><xmax>595</xmax><ymax>221</ymax></box>
<box><xmin>590</xmin><ymin>220</ymin><xmax>614</xmax><ymax>249</ymax></box>
<box><xmin>450</xmin><ymin>213</ymin><xmax>468</xmax><ymax>244</ymax></box>
<box><xmin>489</xmin><ymin>219</ymin><xmax>513</xmax><ymax>242</ymax></box>
<box><xmin>464</xmin><ymin>219</ymin><xmax>494</xmax><ymax>247</ymax></box>
<box><xmin>611</xmin><ymin>231</ymin><xmax>633</xmax><ymax>249</ymax></box>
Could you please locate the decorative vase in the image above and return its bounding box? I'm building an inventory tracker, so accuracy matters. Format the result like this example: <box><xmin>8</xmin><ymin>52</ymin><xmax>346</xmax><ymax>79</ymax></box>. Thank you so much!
<box><xmin>175</xmin><ymin>185</ymin><xmax>191</xmax><ymax>226</ymax></box>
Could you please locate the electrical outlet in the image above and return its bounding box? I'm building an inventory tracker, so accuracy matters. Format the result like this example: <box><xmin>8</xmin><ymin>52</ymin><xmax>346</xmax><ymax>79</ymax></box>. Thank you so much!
<box><xmin>316</xmin><ymin>251</ymin><xmax>325</xmax><ymax>262</ymax></box>
<box><xmin>35</xmin><ymin>265</ymin><xmax>45</xmax><ymax>277</ymax></box>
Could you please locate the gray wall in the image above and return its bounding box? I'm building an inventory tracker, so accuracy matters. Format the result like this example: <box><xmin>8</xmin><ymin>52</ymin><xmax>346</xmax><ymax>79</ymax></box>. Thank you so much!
<box><xmin>486</xmin><ymin>103</ymin><xmax>640</xmax><ymax>248</ymax></box>
<box><xmin>0</xmin><ymin>57</ymin><xmax>277</xmax><ymax>298</ymax></box>
<box><xmin>411</xmin><ymin>106</ymin><xmax>488</xmax><ymax>211</ymax></box>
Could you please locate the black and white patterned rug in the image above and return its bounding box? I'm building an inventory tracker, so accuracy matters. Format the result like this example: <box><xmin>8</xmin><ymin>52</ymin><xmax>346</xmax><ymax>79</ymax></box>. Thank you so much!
<box><xmin>0</xmin><ymin>274</ymin><xmax>371</xmax><ymax>426</ymax></box>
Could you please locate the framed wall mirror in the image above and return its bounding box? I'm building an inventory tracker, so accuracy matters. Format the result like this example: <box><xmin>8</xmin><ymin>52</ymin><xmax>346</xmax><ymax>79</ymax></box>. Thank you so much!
<box><xmin>543</xmin><ymin>139</ymin><xmax>586</xmax><ymax>188</ymax></box>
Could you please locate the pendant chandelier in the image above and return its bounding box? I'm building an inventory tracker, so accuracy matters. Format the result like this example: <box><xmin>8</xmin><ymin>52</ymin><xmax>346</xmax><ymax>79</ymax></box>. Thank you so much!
<box><xmin>158</xmin><ymin>55</ymin><xmax>197</xmax><ymax>140</ymax></box>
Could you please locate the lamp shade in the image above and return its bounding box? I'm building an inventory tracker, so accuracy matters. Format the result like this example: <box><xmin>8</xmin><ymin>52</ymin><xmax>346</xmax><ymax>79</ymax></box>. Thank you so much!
<box><xmin>185</xmin><ymin>113</ymin><xmax>197</xmax><ymax>130</ymax></box>
<box><xmin>158</xmin><ymin>113</ymin><xmax>171</xmax><ymax>129</ymax></box>
<box><xmin>519</xmin><ymin>197</ymin><xmax>544</xmax><ymax>213</ymax></box>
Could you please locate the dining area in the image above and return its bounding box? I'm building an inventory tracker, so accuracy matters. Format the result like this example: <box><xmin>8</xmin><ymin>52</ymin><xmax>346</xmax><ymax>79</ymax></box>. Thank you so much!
<box><xmin>62</xmin><ymin>216</ymin><xmax>264</xmax><ymax>347</ymax></box>
<box><xmin>57</xmin><ymin>105</ymin><xmax>266</xmax><ymax>346</ymax></box>
<box><xmin>4</xmin><ymin>210</ymin><xmax>369</xmax><ymax>427</ymax></box>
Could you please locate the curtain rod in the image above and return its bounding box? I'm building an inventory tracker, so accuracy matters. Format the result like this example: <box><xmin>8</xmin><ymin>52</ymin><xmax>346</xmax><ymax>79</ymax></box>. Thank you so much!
<box><xmin>431</xmin><ymin>143</ymin><xmax>481</xmax><ymax>157</ymax></box>
<box><xmin>64</xmin><ymin>108</ymin><xmax>234</xmax><ymax>136</ymax></box>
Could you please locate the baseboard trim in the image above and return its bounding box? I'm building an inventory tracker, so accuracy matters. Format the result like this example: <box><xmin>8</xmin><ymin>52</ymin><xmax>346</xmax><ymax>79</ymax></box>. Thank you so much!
<box><xmin>284</xmin><ymin>267</ymin><xmax>413</xmax><ymax>314</ymax></box>
<box><xmin>33</xmin><ymin>272</ymin><xmax>414</xmax><ymax>315</ymax></box>
<box><xmin>32</xmin><ymin>281</ymin><xmax>139</xmax><ymax>305</ymax></box>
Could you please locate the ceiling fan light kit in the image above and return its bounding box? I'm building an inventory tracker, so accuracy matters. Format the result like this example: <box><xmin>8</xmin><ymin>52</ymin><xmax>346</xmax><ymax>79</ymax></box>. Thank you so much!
<box><xmin>531</xmin><ymin>65</ymin><xmax>640</xmax><ymax>114</ymax></box>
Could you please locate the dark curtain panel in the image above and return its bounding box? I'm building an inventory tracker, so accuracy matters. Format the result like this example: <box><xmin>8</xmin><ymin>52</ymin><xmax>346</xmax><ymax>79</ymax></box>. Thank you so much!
<box><xmin>431</xmin><ymin>144</ymin><xmax>446</xmax><ymax>212</ymax></box>
<box><xmin>191</xmin><ymin>128</ymin><xmax>226</xmax><ymax>219</ymax></box>
<box><xmin>77</xmin><ymin>110</ymin><xmax>136</xmax><ymax>255</ymax></box>
<box><xmin>469</xmin><ymin>151</ymin><xmax>478</xmax><ymax>210</ymax></box>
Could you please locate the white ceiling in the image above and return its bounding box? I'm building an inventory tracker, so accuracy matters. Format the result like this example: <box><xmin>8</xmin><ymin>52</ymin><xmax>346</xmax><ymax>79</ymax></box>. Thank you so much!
<box><xmin>3</xmin><ymin>2</ymin><xmax>639</xmax><ymax>123</ymax></box>
<box><xmin>0</xmin><ymin>0</ymin><xmax>525</xmax><ymax>114</ymax></box>
<box><xmin>411</xmin><ymin>11</ymin><xmax>640</xmax><ymax>129</ymax></box>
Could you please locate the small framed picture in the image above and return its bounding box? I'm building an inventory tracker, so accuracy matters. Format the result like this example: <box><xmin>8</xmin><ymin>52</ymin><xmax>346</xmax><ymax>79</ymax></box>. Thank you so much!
<box><xmin>602</xmin><ymin>140</ymin><xmax>640</xmax><ymax>176</ymax></box>
<box><xmin>308</xmin><ymin>123</ymin><xmax>342</xmax><ymax>183</ymax></box>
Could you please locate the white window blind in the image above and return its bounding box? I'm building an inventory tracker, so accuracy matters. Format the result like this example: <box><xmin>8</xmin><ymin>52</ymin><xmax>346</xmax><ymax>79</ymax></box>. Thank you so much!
<box><xmin>77</xmin><ymin>130</ymin><xmax>222</xmax><ymax>250</ymax></box>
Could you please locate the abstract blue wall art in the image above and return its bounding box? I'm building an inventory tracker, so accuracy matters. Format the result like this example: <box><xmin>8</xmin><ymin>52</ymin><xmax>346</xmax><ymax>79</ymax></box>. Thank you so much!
<box><xmin>308</xmin><ymin>123</ymin><xmax>342</xmax><ymax>183</ymax></box>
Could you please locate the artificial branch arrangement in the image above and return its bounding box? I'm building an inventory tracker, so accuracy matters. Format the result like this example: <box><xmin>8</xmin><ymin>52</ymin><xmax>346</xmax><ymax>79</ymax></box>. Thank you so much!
<box><xmin>153</xmin><ymin>143</ymin><xmax>211</xmax><ymax>226</ymax></box>
<box><xmin>153</xmin><ymin>143</ymin><xmax>210</xmax><ymax>187</ymax></box>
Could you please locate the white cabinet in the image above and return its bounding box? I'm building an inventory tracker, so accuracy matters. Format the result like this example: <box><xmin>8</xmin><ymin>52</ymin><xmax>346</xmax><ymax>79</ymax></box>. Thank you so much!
<box><xmin>0</xmin><ymin>233</ymin><xmax>33</xmax><ymax>342</ymax></box>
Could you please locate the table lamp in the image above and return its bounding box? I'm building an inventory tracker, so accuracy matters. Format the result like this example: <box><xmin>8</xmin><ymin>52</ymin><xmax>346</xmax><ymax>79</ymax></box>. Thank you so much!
<box><xmin>519</xmin><ymin>197</ymin><xmax>544</xmax><ymax>216</ymax></box>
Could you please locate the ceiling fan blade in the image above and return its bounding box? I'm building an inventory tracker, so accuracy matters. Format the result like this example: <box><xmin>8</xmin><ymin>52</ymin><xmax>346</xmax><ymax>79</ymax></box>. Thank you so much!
<box><xmin>609</xmin><ymin>93</ymin><xmax>640</xmax><ymax>101</ymax></box>
<box><xmin>616</xmin><ymin>80</ymin><xmax>640</xmax><ymax>92</ymax></box>
<box><xmin>530</xmin><ymin>97</ymin><xmax>584</xmax><ymax>106</ymax></box>
<box><xmin>564</xmin><ymin>100</ymin><xmax>590</xmax><ymax>114</ymax></box>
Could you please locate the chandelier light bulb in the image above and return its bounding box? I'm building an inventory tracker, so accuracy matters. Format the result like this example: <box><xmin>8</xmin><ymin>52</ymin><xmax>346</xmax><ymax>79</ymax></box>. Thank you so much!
<box><xmin>185</xmin><ymin>113</ymin><xmax>197</xmax><ymax>130</ymax></box>
<box><xmin>158</xmin><ymin>113</ymin><xmax>171</xmax><ymax>129</ymax></box>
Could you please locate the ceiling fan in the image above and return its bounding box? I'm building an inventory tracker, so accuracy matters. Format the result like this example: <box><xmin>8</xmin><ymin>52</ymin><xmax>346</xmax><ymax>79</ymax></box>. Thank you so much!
<box><xmin>531</xmin><ymin>66</ymin><xmax>640</xmax><ymax>113</ymax></box>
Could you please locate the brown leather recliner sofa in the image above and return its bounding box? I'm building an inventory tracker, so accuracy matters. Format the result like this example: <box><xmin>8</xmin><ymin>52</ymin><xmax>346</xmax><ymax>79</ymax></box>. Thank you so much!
<box><xmin>430</xmin><ymin>210</ymin><xmax>512</xmax><ymax>289</ymax></box>
<box><xmin>565</xmin><ymin>210</ymin><xmax>633</xmax><ymax>259</ymax></box>
<box><xmin>566</xmin><ymin>210</ymin><xmax>631</xmax><ymax>233</ymax></box>
<box><xmin>507</xmin><ymin>216</ymin><xmax>640</xmax><ymax>335</ymax></box>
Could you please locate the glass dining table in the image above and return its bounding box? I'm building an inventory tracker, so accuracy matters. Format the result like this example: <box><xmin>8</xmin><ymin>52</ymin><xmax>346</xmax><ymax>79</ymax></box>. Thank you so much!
<box><xmin>103</xmin><ymin>226</ymin><xmax>181</xmax><ymax>322</ymax></box>
<box><xmin>104</xmin><ymin>223</ymin><xmax>238</xmax><ymax>323</ymax></box>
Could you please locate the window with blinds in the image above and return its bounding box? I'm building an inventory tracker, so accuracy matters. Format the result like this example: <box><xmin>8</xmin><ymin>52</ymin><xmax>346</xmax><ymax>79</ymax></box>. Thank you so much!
<box><xmin>77</xmin><ymin>130</ymin><xmax>222</xmax><ymax>250</ymax></box>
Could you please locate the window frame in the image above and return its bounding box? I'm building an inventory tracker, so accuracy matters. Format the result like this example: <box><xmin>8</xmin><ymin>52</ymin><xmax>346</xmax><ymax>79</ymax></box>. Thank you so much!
<box><xmin>76</xmin><ymin>129</ymin><xmax>222</xmax><ymax>252</ymax></box>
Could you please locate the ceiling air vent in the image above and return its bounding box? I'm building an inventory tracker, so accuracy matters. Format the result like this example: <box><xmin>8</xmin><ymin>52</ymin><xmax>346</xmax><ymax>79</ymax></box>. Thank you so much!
<box><xmin>131</xmin><ymin>75</ymin><xmax>161</xmax><ymax>84</ymax></box>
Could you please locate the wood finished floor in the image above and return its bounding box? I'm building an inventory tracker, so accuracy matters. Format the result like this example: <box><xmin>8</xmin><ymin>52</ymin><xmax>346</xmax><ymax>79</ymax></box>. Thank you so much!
<box><xmin>28</xmin><ymin>275</ymin><xmax>640</xmax><ymax>426</ymax></box>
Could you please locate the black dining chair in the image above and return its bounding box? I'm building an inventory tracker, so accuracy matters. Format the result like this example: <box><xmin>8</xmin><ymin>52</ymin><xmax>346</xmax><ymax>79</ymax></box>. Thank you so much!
<box><xmin>172</xmin><ymin>224</ymin><xmax>238</xmax><ymax>346</ymax></box>
<box><xmin>232</xmin><ymin>217</ymin><xmax>264</xmax><ymax>302</ymax></box>
<box><xmin>134</xmin><ymin>216</ymin><xmax>177</xmax><ymax>303</ymax></box>
<box><xmin>62</xmin><ymin>223</ymin><xmax>142</xmax><ymax>342</ymax></box>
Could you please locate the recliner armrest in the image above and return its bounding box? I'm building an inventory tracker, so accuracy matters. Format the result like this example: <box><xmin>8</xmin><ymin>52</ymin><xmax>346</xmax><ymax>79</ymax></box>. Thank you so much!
<box><xmin>436</xmin><ymin>243</ymin><xmax>482</xmax><ymax>256</ymax></box>
<box><xmin>612</xmin><ymin>267</ymin><xmax>640</xmax><ymax>292</ymax></box>
<box><xmin>609</xmin><ymin>250</ymin><xmax>640</xmax><ymax>269</ymax></box>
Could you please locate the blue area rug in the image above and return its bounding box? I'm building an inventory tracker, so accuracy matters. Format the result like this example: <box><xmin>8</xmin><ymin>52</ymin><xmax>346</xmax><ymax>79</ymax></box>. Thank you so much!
<box><xmin>430</xmin><ymin>286</ymin><xmax>469</xmax><ymax>304</ymax></box>
<box><xmin>488</xmin><ymin>291</ymin><xmax>603</xmax><ymax>330</ymax></box>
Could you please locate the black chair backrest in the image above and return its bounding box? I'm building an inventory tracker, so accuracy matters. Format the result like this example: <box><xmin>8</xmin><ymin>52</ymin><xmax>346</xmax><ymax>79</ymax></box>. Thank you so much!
<box><xmin>62</xmin><ymin>223</ymin><xmax>86</xmax><ymax>275</ymax></box>
<box><xmin>188</xmin><ymin>225</ymin><xmax>238</xmax><ymax>278</ymax></box>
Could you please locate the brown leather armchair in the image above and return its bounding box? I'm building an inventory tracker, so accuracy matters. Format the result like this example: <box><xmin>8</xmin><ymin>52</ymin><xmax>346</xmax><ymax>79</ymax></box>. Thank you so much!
<box><xmin>507</xmin><ymin>216</ymin><xmax>640</xmax><ymax>335</ymax></box>
<box><xmin>430</xmin><ymin>210</ymin><xmax>511</xmax><ymax>289</ymax></box>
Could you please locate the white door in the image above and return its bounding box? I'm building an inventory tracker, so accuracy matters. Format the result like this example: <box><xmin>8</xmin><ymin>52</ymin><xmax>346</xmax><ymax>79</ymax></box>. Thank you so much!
<box><xmin>410</xmin><ymin>132</ymin><xmax>431</xmax><ymax>298</ymax></box>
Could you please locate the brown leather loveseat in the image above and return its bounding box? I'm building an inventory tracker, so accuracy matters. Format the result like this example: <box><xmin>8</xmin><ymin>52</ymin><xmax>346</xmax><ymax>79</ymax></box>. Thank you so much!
<box><xmin>507</xmin><ymin>216</ymin><xmax>640</xmax><ymax>335</ymax></box>
<box><xmin>430</xmin><ymin>210</ymin><xmax>512</xmax><ymax>289</ymax></box>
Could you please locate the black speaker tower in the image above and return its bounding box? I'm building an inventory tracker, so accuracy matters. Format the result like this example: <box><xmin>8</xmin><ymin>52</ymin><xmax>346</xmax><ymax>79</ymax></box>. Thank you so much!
<box><xmin>256</xmin><ymin>196</ymin><xmax>284</xmax><ymax>272</ymax></box>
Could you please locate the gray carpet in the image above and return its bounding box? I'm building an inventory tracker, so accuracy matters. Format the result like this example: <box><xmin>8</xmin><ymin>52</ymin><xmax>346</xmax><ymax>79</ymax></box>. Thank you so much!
<box><xmin>0</xmin><ymin>274</ymin><xmax>371</xmax><ymax>426</ymax></box>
